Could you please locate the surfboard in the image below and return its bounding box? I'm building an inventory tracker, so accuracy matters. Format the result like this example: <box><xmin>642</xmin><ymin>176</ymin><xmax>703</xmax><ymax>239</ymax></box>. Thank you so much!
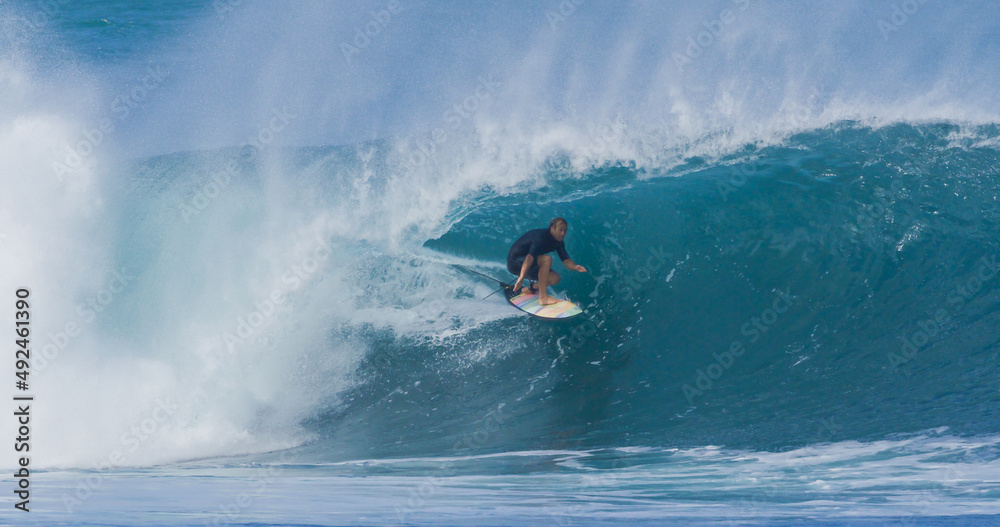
<box><xmin>454</xmin><ymin>264</ymin><xmax>584</xmax><ymax>320</ymax></box>
<box><xmin>503</xmin><ymin>286</ymin><xmax>583</xmax><ymax>320</ymax></box>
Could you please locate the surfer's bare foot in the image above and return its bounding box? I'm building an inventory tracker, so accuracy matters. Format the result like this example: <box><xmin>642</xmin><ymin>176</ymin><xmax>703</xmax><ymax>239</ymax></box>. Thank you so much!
<box><xmin>538</xmin><ymin>296</ymin><xmax>559</xmax><ymax>306</ymax></box>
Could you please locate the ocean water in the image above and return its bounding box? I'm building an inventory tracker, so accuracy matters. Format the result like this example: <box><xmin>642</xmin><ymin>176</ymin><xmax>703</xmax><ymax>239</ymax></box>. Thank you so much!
<box><xmin>1</xmin><ymin>1</ymin><xmax>1000</xmax><ymax>525</ymax></box>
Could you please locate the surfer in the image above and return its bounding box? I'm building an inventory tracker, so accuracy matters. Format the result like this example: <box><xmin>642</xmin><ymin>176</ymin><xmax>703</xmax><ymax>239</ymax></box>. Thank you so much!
<box><xmin>507</xmin><ymin>217</ymin><xmax>587</xmax><ymax>305</ymax></box>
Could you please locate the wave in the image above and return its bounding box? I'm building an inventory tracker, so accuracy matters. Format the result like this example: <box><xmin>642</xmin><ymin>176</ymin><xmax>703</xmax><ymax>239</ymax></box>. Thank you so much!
<box><xmin>7</xmin><ymin>118</ymin><xmax>1000</xmax><ymax>469</ymax></box>
<box><xmin>1</xmin><ymin>1</ymin><xmax>999</xmax><ymax>470</ymax></box>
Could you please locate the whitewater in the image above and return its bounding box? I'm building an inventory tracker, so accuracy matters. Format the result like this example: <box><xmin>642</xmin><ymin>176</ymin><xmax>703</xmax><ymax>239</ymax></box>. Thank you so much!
<box><xmin>1</xmin><ymin>1</ymin><xmax>999</xmax><ymax>525</ymax></box>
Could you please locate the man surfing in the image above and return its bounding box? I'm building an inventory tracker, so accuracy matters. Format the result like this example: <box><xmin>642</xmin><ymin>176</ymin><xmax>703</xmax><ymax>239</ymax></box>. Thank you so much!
<box><xmin>507</xmin><ymin>217</ymin><xmax>587</xmax><ymax>306</ymax></box>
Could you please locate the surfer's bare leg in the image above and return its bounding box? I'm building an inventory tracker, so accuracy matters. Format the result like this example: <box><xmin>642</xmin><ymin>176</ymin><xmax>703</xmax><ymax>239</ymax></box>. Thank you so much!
<box><xmin>537</xmin><ymin>255</ymin><xmax>561</xmax><ymax>305</ymax></box>
<box><xmin>515</xmin><ymin>254</ymin><xmax>535</xmax><ymax>294</ymax></box>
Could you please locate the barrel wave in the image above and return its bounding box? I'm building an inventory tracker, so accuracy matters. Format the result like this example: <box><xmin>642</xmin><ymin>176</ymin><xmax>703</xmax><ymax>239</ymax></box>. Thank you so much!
<box><xmin>307</xmin><ymin>121</ymin><xmax>1000</xmax><ymax>460</ymax></box>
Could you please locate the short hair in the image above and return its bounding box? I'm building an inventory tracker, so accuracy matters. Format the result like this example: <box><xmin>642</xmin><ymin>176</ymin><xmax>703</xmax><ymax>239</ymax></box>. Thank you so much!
<box><xmin>549</xmin><ymin>217</ymin><xmax>567</xmax><ymax>229</ymax></box>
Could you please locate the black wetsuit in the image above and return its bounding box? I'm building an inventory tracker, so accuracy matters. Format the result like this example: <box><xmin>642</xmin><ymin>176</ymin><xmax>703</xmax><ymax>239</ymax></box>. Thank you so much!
<box><xmin>507</xmin><ymin>228</ymin><xmax>570</xmax><ymax>280</ymax></box>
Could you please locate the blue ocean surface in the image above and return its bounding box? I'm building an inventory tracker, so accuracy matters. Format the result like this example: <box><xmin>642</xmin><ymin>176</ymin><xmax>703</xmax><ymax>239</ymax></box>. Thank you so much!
<box><xmin>1</xmin><ymin>1</ymin><xmax>999</xmax><ymax>526</ymax></box>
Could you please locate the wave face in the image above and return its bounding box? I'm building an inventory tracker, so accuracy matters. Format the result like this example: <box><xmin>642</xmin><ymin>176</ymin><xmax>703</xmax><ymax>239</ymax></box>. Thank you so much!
<box><xmin>313</xmin><ymin>121</ymin><xmax>1000</xmax><ymax>460</ymax></box>
<box><xmin>1</xmin><ymin>0</ymin><xmax>999</xmax><ymax>488</ymax></box>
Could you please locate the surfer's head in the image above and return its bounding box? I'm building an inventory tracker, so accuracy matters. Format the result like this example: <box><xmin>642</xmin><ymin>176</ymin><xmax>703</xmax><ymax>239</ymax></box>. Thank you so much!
<box><xmin>549</xmin><ymin>217</ymin><xmax>568</xmax><ymax>241</ymax></box>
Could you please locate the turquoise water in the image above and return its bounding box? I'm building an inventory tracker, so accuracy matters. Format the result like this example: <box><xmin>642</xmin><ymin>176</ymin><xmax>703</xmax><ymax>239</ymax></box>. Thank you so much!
<box><xmin>2</xmin><ymin>1</ymin><xmax>1000</xmax><ymax>525</ymax></box>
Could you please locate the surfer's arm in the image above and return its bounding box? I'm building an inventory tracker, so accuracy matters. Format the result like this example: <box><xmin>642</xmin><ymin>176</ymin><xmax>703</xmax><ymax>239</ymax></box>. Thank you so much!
<box><xmin>562</xmin><ymin>258</ymin><xmax>587</xmax><ymax>273</ymax></box>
